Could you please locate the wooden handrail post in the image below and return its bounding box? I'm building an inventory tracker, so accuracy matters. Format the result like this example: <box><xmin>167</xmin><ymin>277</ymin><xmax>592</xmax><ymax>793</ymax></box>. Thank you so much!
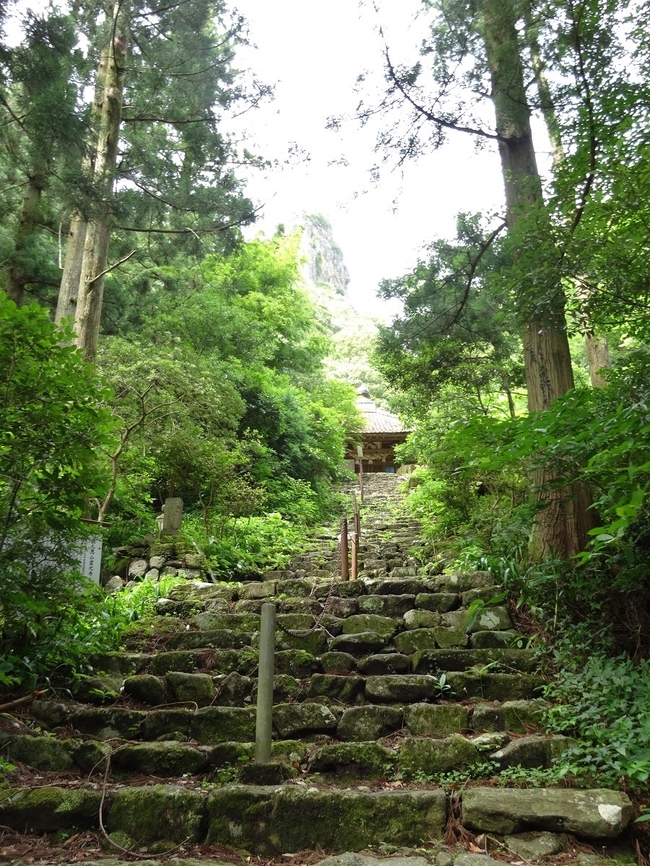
<box><xmin>340</xmin><ymin>517</ymin><xmax>349</xmax><ymax>581</ymax></box>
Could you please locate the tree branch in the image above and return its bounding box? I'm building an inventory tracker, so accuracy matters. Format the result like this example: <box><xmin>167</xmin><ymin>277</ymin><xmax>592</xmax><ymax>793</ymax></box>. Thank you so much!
<box><xmin>86</xmin><ymin>249</ymin><xmax>137</xmax><ymax>283</ymax></box>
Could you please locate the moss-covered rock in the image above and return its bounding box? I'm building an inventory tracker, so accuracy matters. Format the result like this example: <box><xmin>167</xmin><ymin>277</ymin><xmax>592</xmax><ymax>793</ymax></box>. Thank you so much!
<box><xmin>329</xmin><ymin>632</ymin><xmax>388</xmax><ymax>655</ymax></box>
<box><xmin>69</xmin><ymin>708</ymin><xmax>145</xmax><ymax>740</ymax></box>
<box><xmin>213</xmin><ymin>671</ymin><xmax>253</xmax><ymax>706</ymax></box>
<box><xmin>307</xmin><ymin>673</ymin><xmax>365</xmax><ymax>703</ymax></box>
<box><xmin>191</xmin><ymin>707</ymin><xmax>256</xmax><ymax>744</ymax></box>
<box><xmin>404</xmin><ymin>703</ymin><xmax>470</xmax><ymax>736</ymax></box>
<box><xmin>1</xmin><ymin>734</ymin><xmax>76</xmax><ymax>771</ymax></box>
<box><xmin>278</xmin><ymin>598</ymin><xmax>322</xmax><ymax>615</ymax></box>
<box><xmin>74</xmin><ymin>740</ymin><xmax>112</xmax><ymax>773</ymax></box>
<box><xmin>275</xmin><ymin>578</ymin><xmax>315</xmax><ymax>597</ymax></box>
<box><xmin>471</xmin><ymin>699</ymin><xmax>549</xmax><ymax>734</ymax></box>
<box><xmin>337</xmin><ymin>705</ymin><xmax>403</xmax><ymax>741</ymax></box>
<box><xmin>29</xmin><ymin>700</ymin><xmax>70</xmax><ymax>727</ymax></box>
<box><xmin>205</xmin><ymin>785</ymin><xmax>446</xmax><ymax>853</ymax></box>
<box><xmin>240</xmin><ymin>581</ymin><xmax>276</xmax><ymax>599</ymax></box>
<box><xmin>148</xmin><ymin>651</ymin><xmax>201</xmax><ymax>676</ymax></box>
<box><xmin>433</xmin><ymin>627</ymin><xmax>468</xmax><ymax>648</ymax></box>
<box><xmin>166</xmin><ymin>629</ymin><xmax>250</xmax><ymax>650</ymax></box>
<box><xmin>273</xmin><ymin>702</ymin><xmax>338</xmax><ymax>738</ymax></box>
<box><xmin>106</xmin><ymin>785</ymin><xmax>205</xmax><ymax>846</ymax></box>
<box><xmin>191</xmin><ymin>612</ymin><xmax>259</xmax><ymax>632</ymax></box>
<box><xmin>309</xmin><ymin>742</ymin><xmax>397</xmax><ymax>778</ymax></box>
<box><xmin>398</xmin><ymin>734</ymin><xmax>484</xmax><ymax>777</ymax></box>
<box><xmin>90</xmin><ymin>652</ymin><xmax>150</xmax><ymax>676</ymax></box>
<box><xmin>314</xmin><ymin>580</ymin><xmax>367</xmax><ymax>598</ymax></box>
<box><xmin>273</xmin><ymin>628</ymin><xmax>329</xmax><ymax>656</ymax></box>
<box><xmin>325</xmin><ymin>597</ymin><xmax>358</xmax><ymax>617</ymax></box>
<box><xmin>415</xmin><ymin>593</ymin><xmax>459</xmax><ymax>613</ymax></box>
<box><xmin>370</xmin><ymin>579</ymin><xmax>423</xmax><ymax>595</ymax></box>
<box><xmin>275</xmin><ymin>613</ymin><xmax>315</xmax><ymax>631</ymax></box>
<box><xmin>357</xmin><ymin>595</ymin><xmax>415</xmax><ymax>617</ymax></box>
<box><xmin>434</xmin><ymin>572</ymin><xmax>494</xmax><ymax>593</ymax></box>
<box><xmin>470</xmin><ymin>630</ymin><xmax>523</xmax><ymax>649</ymax></box>
<box><xmin>239</xmin><ymin>761</ymin><xmax>297</xmax><ymax>784</ymax></box>
<box><xmin>446</xmin><ymin>672</ymin><xmax>543</xmax><ymax>702</ymax></box>
<box><xmin>342</xmin><ymin>614</ymin><xmax>396</xmax><ymax>637</ymax></box>
<box><xmin>274</xmin><ymin>650</ymin><xmax>321</xmax><ymax>677</ymax></box>
<box><xmin>123</xmin><ymin>674</ymin><xmax>168</xmax><ymax>705</ymax></box>
<box><xmin>321</xmin><ymin>651</ymin><xmax>357</xmax><ymax>673</ymax></box>
<box><xmin>141</xmin><ymin>708</ymin><xmax>194</xmax><ymax>741</ymax></box>
<box><xmin>74</xmin><ymin>675</ymin><xmax>122</xmax><ymax>704</ymax></box>
<box><xmin>112</xmin><ymin>742</ymin><xmax>209</xmax><ymax>776</ymax></box>
<box><xmin>393</xmin><ymin>629</ymin><xmax>438</xmax><ymax>654</ymax></box>
<box><xmin>365</xmin><ymin>674</ymin><xmax>440</xmax><ymax>703</ymax></box>
<box><xmin>412</xmin><ymin>648</ymin><xmax>538</xmax><ymax>675</ymax></box>
<box><xmin>0</xmin><ymin>786</ymin><xmax>102</xmax><ymax>832</ymax></box>
<box><xmin>166</xmin><ymin>672</ymin><xmax>215</xmax><ymax>706</ymax></box>
<box><xmin>251</xmin><ymin>673</ymin><xmax>303</xmax><ymax>704</ymax></box>
<box><xmin>357</xmin><ymin>653</ymin><xmax>411</xmax><ymax>676</ymax></box>
<box><xmin>403</xmin><ymin>609</ymin><xmax>441</xmax><ymax>630</ymax></box>
<box><xmin>168</xmin><ymin>582</ymin><xmax>236</xmax><ymax>603</ymax></box>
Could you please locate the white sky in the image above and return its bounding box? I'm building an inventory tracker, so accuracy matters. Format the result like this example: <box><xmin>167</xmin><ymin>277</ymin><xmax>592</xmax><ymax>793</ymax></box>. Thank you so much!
<box><xmin>229</xmin><ymin>0</ymin><xmax>509</xmax><ymax>317</ymax></box>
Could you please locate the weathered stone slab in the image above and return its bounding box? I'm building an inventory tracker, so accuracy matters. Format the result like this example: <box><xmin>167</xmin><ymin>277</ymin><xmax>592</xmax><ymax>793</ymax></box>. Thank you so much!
<box><xmin>365</xmin><ymin>674</ymin><xmax>440</xmax><ymax>703</ymax></box>
<box><xmin>467</xmin><ymin>606</ymin><xmax>514</xmax><ymax>633</ymax></box>
<box><xmin>148</xmin><ymin>651</ymin><xmax>202</xmax><ymax>676</ymax></box>
<box><xmin>123</xmin><ymin>675</ymin><xmax>168</xmax><ymax>705</ymax></box>
<box><xmin>415</xmin><ymin>593</ymin><xmax>459</xmax><ymax>613</ymax></box>
<box><xmin>214</xmin><ymin>671</ymin><xmax>254</xmax><ymax>706</ymax></box>
<box><xmin>69</xmin><ymin>708</ymin><xmax>145</xmax><ymax>740</ymax></box>
<box><xmin>337</xmin><ymin>705</ymin><xmax>403</xmax><ymax>741</ymax></box>
<box><xmin>470</xmin><ymin>630</ymin><xmax>522</xmax><ymax>649</ymax></box>
<box><xmin>191</xmin><ymin>707</ymin><xmax>256</xmax><ymax>744</ymax></box>
<box><xmin>274</xmin><ymin>628</ymin><xmax>329</xmax><ymax>656</ymax></box>
<box><xmin>326</xmin><ymin>597</ymin><xmax>359</xmax><ymax>617</ymax></box>
<box><xmin>446</xmin><ymin>672</ymin><xmax>543</xmax><ymax>701</ymax></box>
<box><xmin>432</xmin><ymin>572</ymin><xmax>494</xmax><ymax>593</ymax></box>
<box><xmin>404</xmin><ymin>703</ymin><xmax>469</xmax><ymax>736</ymax></box>
<box><xmin>398</xmin><ymin>735</ymin><xmax>484</xmax><ymax>776</ymax></box>
<box><xmin>275</xmin><ymin>650</ymin><xmax>322</xmax><ymax>677</ymax></box>
<box><xmin>191</xmin><ymin>612</ymin><xmax>259</xmax><ymax>632</ymax></box>
<box><xmin>403</xmin><ymin>609</ymin><xmax>441</xmax><ymax>630</ymax></box>
<box><xmin>319</xmin><ymin>854</ymin><xmax>430</xmax><ymax>866</ymax></box>
<box><xmin>314</xmin><ymin>580</ymin><xmax>367</xmax><ymax>599</ymax></box>
<box><xmin>309</xmin><ymin>742</ymin><xmax>397</xmax><ymax>777</ymax></box>
<box><xmin>393</xmin><ymin>629</ymin><xmax>438</xmax><ymax>653</ymax></box>
<box><xmin>490</xmin><ymin>735</ymin><xmax>576</xmax><ymax>770</ymax></box>
<box><xmin>0</xmin><ymin>786</ymin><xmax>102</xmax><ymax>832</ymax></box>
<box><xmin>307</xmin><ymin>674</ymin><xmax>365</xmax><ymax>703</ymax></box>
<box><xmin>358</xmin><ymin>595</ymin><xmax>415</xmax><ymax>617</ymax></box>
<box><xmin>342</xmin><ymin>614</ymin><xmax>397</xmax><ymax>637</ymax></box>
<box><xmin>329</xmin><ymin>632</ymin><xmax>388</xmax><ymax>655</ymax></box>
<box><xmin>471</xmin><ymin>700</ymin><xmax>548</xmax><ymax>733</ymax></box>
<box><xmin>504</xmin><ymin>831</ymin><xmax>564</xmax><ymax>859</ymax></box>
<box><xmin>279</xmin><ymin>598</ymin><xmax>323</xmax><ymax>615</ymax></box>
<box><xmin>273</xmin><ymin>702</ymin><xmax>338</xmax><ymax>738</ymax></box>
<box><xmin>433</xmin><ymin>627</ymin><xmax>468</xmax><ymax>648</ymax></box>
<box><xmin>106</xmin><ymin>784</ymin><xmax>204</xmax><ymax>845</ymax></box>
<box><xmin>462</xmin><ymin>788</ymin><xmax>633</xmax><ymax>838</ymax></box>
<box><xmin>368</xmin><ymin>579</ymin><xmax>424</xmax><ymax>595</ymax></box>
<box><xmin>275</xmin><ymin>578</ymin><xmax>315</xmax><ymax>597</ymax></box>
<box><xmin>141</xmin><ymin>708</ymin><xmax>194</xmax><ymax>740</ymax></box>
<box><xmin>321</xmin><ymin>651</ymin><xmax>357</xmax><ymax>673</ymax></box>
<box><xmin>239</xmin><ymin>581</ymin><xmax>276</xmax><ymax>599</ymax></box>
<box><xmin>0</xmin><ymin>734</ymin><xmax>76</xmax><ymax>771</ymax></box>
<box><xmin>205</xmin><ymin>785</ymin><xmax>447</xmax><ymax>852</ymax></box>
<box><xmin>165</xmin><ymin>672</ymin><xmax>215</xmax><ymax>706</ymax></box>
<box><xmin>112</xmin><ymin>742</ymin><xmax>209</xmax><ymax>776</ymax></box>
<box><xmin>358</xmin><ymin>653</ymin><xmax>411</xmax><ymax>676</ymax></box>
<box><xmin>412</xmin><ymin>648</ymin><xmax>538</xmax><ymax>674</ymax></box>
<box><xmin>166</xmin><ymin>629</ymin><xmax>250</xmax><ymax>650</ymax></box>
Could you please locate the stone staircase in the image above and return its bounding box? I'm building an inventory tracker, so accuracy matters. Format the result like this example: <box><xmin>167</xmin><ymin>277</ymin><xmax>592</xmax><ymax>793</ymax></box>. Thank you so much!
<box><xmin>0</xmin><ymin>474</ymin><xmax>635</xmax><ymax>863</ymax></box>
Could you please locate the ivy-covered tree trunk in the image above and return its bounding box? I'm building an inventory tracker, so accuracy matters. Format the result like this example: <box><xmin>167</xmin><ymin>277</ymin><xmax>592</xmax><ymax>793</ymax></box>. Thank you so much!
<box><xmin>480</xmin><ymin>0</ymin><xmax>593</xmax><ymax>558</ymax></box>
<box><xmin>5</xmin><ymin>168</ymin><xmax>47</xmax><ymax>305</ymax></box>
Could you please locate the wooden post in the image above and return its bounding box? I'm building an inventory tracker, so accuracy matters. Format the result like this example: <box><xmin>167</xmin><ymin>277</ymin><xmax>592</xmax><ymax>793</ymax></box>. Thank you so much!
<box><xmin>351</xmin><ymin>492</ymin><xmax>359</xmax><ymax>580</ymax></box>
<box><xmin>255</xmin><ymin>602</ymin><xmax>276</xmax><ymax>763</ymax></box>
<box><xmin>340</xmin><ymin>517</ymin><xmax>349</xmax><ymax>581</ymax></box>
<box><xmin>357</xmin><ymin>445</ymin><xmax>364</xmax><ymax>503</ymax></box>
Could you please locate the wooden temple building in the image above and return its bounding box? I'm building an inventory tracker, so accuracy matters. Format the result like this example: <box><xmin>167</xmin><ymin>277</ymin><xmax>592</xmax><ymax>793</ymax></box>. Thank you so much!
<box><xmin>345</xmin><ymin>388</ymin><xmax>411</xmax><ymax>474</ymax></box>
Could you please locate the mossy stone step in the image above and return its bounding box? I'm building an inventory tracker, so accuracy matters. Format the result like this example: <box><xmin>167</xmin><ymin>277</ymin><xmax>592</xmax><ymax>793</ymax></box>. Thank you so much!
<box><xmin>204</xmin><ymin>785</ymin><xmax>447</xmax><ymax>853</ymax></box>
<box><xmin>412</xmin><ymin>647</ymin><xmax>538</xmax><ymax>673</ymax></box>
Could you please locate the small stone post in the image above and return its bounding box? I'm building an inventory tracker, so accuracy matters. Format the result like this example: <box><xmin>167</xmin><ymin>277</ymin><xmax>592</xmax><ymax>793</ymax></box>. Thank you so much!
<box><xmin>161</xmin><ymin>497</ymin><xmax>183</xmax><ymax>536</ymax></box>
<box><xmin>255</xmin><ymin>602</ymin><xmax>276</xmax><ymax>763</ymax></box>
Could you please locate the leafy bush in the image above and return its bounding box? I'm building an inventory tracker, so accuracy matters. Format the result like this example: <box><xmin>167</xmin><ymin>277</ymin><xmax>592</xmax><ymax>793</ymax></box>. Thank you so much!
<box><xmin>180</xmin><ymin>512</ymin><xmax>310</xmax><ymax>579</ymax></box>
<box><xmin>545</xmin><ymin>654</ymin><xmax>650</xmax><ymax>788</ymax></box>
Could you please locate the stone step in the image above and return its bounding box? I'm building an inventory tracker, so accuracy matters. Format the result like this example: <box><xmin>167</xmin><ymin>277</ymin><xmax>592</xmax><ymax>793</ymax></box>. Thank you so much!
<box><xmin>0</xmin><ymin>783</ymin><xmax>632</xmax><ymax>854</ymax></box>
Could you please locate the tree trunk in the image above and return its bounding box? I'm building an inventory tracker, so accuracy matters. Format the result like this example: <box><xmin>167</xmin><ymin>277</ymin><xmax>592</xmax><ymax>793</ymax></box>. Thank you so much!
<box><xmin>59</xmin><ymin>3</ymin><xmax>127</xmax><ymax>361</ymax></box>
<box><xmin>480</xmin><ymin>0</ymin><xmax>593</xmax><ymax>558</ymax></box>
<box><xmin>55</xmin><ymin>214</ymin><xmax>87</xmax><ymax>324</ymax></box>
<box><xmin>5</xmin><ymin>170</ymin><xmax>47</xmax><ymax>305</ymax></box>
<box><xmin>523</xmin><ymin>0</ymin><xmax>611</xmax><ymax>389</ymax></box>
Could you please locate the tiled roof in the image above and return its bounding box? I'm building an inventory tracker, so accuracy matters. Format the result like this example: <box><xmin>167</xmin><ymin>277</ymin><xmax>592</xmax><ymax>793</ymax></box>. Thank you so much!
<box><xmin>356</xmin><ymin>396</ymin><xmax>410</xmax><ymax>434</ymax></box>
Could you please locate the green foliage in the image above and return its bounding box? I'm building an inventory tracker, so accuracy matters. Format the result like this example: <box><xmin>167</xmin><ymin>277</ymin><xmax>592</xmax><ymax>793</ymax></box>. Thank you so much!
<box><xmin>0</xmin><ymin>294</ymin><xmax>116</xmax><ymax>689</ymax></box>
<box><xmin>180</xmin><ymin>512</ymin><xmax>309</xmax><ymax>579</ymax></box>
<box><xmin>545</xmin><ymin>654</ymin><xmax>650</xmax><ymax>789</ymax></box>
